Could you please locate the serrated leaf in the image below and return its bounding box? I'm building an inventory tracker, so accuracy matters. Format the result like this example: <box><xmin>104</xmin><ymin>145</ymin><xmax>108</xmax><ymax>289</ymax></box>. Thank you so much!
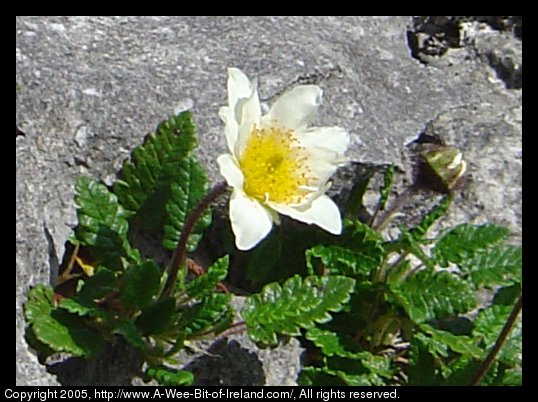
<box><xmin>390</xmin><ymin>227</ymin><xmax>435</xmax><ymax>269</ymax></box>
<box><xmin>113</xmin><ymin>320</ymin><xmax>147</xmax><ymax>350</ymax></box>
<box><xmin>31</xmin><ymin>310</ymin><xmax>105</xmax><ymax>358</ymax></box>
<box><xmin>24</xmin><ymin>285</ymin><xmax>54</xmax><ymax>323</ymax></box>
<box><xmin>162</xmin><ymin>155</ymin><xmax>211</xmax><ymax>252</ymax></box>
<box><xmin>306</xmin><ymin>220</ymin><xmax>384</xmax><ymax>277</ymax></box>
<box><xmin>408</xmin><ymin>336</ymin><xmax>439</xmax><ymax>385</ymax></box>
<box><xmin>433</xmin><ymin>224</ymin><xmax>509</xmax><ymax>267</ymax></box>
<box><xmin>409</xmin><ymin>195</ymin><xmax>451</xmax><ymax>239</ymax></box>
<box><xmin>343</xmin><ymin>219</ymin><xmax>384</xmax><ymax>244</ymax></box>
<box><xmin>113</xmin><ymin>112</ymin><xmax>197</xmax><ymax>215</ymax></box>
<box><xmin>136</xmin><ymin>297</ymin><xmax>176</xmax><ymax>336</ymax></box>
<box><xmin>473</xmin><ymin>305</ymin><xmax>521</xmax><ymax>365</ymax></box>
<box><xmin>300</xmin><ymin>366</ymin><xmax>374</xmax><ymax>386</ymax></box>
<box><xmin>378</xmin><ymin>164</ymin><xmax>395</xmax><ymax>211</ymax></box>
<box><xmin>185</xmin><ymin>255</ymin><xmax>228</xmax><ymax>299</ymax></box>
<box><xmin>74</xmin><ymin>176</ymin><xmax>131</xmax><ymax>269</ymax></box>
<box><xmin>146</xmin><ymin>366</ymin><xmax>193</xmax><ymax>386</ymax></box>
<box><xmin>58</xmin><ymin>297</ymin><xmax>106</xmax><ymax>319</ymax></box>
<box><xmin>120</xmin><ymin>260</ymin><xmax>161</xmax><ymax>309</ymax></box>
<box><xmin>461</xmin><ymin>245</ymin><xmax>521</xmax><ymax>289</ymax></box>
<box><xmin>306</xmin><ymin>245</ymin><xmax>381</xmax><ymax>277</ymax></box>
<box><xmin>77</xmin><ymin>268</ymin><xmax>118</xmax><ymax>301</ymax></box>
<box><xmin>500</xmin><ymin>366</ymin><xmax>522</xmax><ymax>385</ymax></box>
<box><xmin>242</xmin><ymin>275</ymin><xmax>355</xmax><ymax>346</ymax></box>
<box><xmin>178</xmin><ymin>293</ymin><xmax>231</xmax><ymax>337</ymax></box>
<box><xmin>390</xmin><ymin>269</ymin><xmax>476</xmax><ymax>323</ymax></box>
<box><xmin>327</xmin><ymin>355</ymin><xmax>387</xmax><ymax>385</ymax></box>
<box><xmin>299</xmin><ymin>366</ymin><xmax>348</xmax><ymax>386</ymax></box>
<box><xmin>305</xmin><ymin>327</ymin><xmax>393</xmax><ymax>380</ymax></box>
<box><xmin>420</xmin><ymin>323</ymin><xmax>484</xmax><ymax>359</ymax></box>
<box><xmin>305</xmin><ymin>327</ymin><xmax>358</xmax><ymax>358</ymax></box>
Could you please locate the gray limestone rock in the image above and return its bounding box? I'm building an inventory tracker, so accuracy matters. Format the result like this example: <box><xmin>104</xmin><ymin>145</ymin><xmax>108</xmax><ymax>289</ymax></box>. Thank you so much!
<box><xmin>16</xmin><ymin>16</ymin><xmax>521</xmax><ymax>385</ymax></box>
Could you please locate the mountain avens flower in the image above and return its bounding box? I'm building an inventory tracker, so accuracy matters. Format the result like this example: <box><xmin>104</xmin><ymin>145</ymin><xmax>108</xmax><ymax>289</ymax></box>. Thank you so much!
<box><xmin>217</xmin><ymin>68</ymin><xmax>350</xmax><ymax>250</ymax></box>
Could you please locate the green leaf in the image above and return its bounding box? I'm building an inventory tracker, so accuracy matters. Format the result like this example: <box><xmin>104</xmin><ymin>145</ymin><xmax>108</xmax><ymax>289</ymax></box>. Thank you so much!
<box><xmin>185</xmin><ymin>255</ymin><xmax>228</xmax><ymax>299</ymax></box>
<box><xmin>146</xmin><ymin>366</ymin><xmax>193</xmax><ymax>386</ymax></box>
<box><xmin>305</xmin><ymin>328</ymin><xmax>363</xmax><ymax>358</ymax></box>
<box><xmin>390</xmin><ymin>269</ymin><xmax>476</xmax><ymax>323</ymax></box>
<box><xmin>306</xmin><ymin>245</ymin><xmax>381</xmax><ymax>278</ymax></box>
<box><xmin>242</xmin><ymin>275</ymin><xmax>355</xmax><ymax>346</ymax></box>
<box><xmin>74</xmin><ymin>176</ymin><xmax>131</xmax><ymax>269</ymax></box>
<box><xmin>419</xmin><ymin>324</ymin><xmax>484</xmax><ymax>359</ymax></box>
<box><xmin>162</xmin><ymin>155</ymin><xmax>211</xmax><ymax>252</ymax></box>
<box><xmin>500</xmin><ymin>366</ymin><xmax>522</xmax><ymax>385</ymax></box>
<box><xmin>306</xmin><ymin>220</ymin><xmax>384</xmax><ymax>277</ymax></box>
<box><xmin>473</xmin><ymin>305</ymin><xmax>521</xmax><ymax>365</ymax></box>
<box><xmin>113</xmin><ymin>320</ymin><xmax>147</xmax><ymax>350</ymax></box>
<box><xmin>343</xmin><ymin>219</ymin><xmax>384</xmax><ymax>245</ymax></box>
<box><xmin>120</xmin><ymin>260</ymin><xmax>161</xmax><ymax>309</ymax></box>
<box><xmin>432</xmin><ymin>224</ymin><xmax>509</xmax><ymax>267</ymax></box>
<box><xmin>299</xmin><ymin>366</ymin><xmax>348</xmax><ymax>386</ymax></box>
<box><xmin>305</xmin><ymin>327</ymin><xmax>393</xmax><ymax>381</ymax></box>
<box><xmin>31</xmin><ymin>310</ymin><xmax>105</xmax><ymax>358</ymax></box>
<box><xmin>409</xmin><ymin>195</ymin><xmax>452</xmax><ymax>239</ymax></box>
<box><xmin>178</xmin><ymin>293</ymin><xmax>231</xmax><ymax>337</ymax></box>
<box><xmin>299</xmin><ymin>365</ymin><xmax>377</xmax><ymax>386</ymax></box>
<box><xmin>136</xmin><ymin>297</ymin><xmax>176</xmax><ymax>336</ymax></box>
<box><xmin>378</xmin><ymin>164</ymin><xmax>395</xmax><ymax>211</ymax></box>
<box><xmin>24</xmin><ymin>285</ymin><xmax>54</xmax><ymax>323</ymax></box>
<box><xmin>58</xmin><ymin>297</ymin><xmax>106</xmax><ymax>319</ymax></box>
<box><xmin>408</xmin><ymin>336</ymin><xmax>439</xmax><ymax>385</ymax></box>
<box><xmin>113</xmin><ymin>111</ymin><xmax>197</xmax><ymax>215</ymax></box>
<box><xmin>77</xmin><ymin>268</ymin><xmax>118</xmax><ymax>301</ymax></box>
<box><xmin>461</xmin><ymin>245</ymin><xmax>521</xmax><ymax>289</ymax></box>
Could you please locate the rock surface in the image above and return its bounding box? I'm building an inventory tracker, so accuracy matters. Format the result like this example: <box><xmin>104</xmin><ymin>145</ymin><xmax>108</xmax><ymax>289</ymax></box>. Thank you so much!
<box><xmin>16</xmin><ymin>16</ymin><xmax>521</xmax><ymax>385</ymax></box>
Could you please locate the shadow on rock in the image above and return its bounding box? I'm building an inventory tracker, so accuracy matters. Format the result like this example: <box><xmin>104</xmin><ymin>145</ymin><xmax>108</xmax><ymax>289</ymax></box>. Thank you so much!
<box><xmin>183</xmin><ymin>339</ymin><xmax>265</xmax><ymax>385</ymax></box>
<box><xmin>46</xmin><ymin>339</ymin><xmax>144</xmax><ymax>385</ymax></box>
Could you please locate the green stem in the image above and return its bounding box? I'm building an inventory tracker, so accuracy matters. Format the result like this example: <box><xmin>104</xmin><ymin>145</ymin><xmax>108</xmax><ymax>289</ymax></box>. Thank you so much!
<box><xmin>372</xmin><ymin>186</ymin><xmax>416</xmax><ymax>231</ymax></box>
<box><xmin>468</xmin><ymin>293</ymin><xmax>523</xmax><ymax>386</ymax></box>
<box><xmin>162</xmin><ymin>181</ymin><xmax>228</xmax><ymax>298</ymax></box>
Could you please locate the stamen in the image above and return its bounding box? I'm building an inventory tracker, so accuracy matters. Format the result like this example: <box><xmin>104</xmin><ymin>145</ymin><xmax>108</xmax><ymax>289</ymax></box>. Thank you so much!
<box><xmin>238</xmin><ymin>126</ymin><xmax>313</xmax><ymax>204</ymax></box>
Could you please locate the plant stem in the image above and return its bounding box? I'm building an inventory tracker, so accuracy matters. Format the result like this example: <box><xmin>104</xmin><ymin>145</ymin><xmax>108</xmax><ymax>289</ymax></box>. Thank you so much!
<box><xmin>162</xmin><ymin>181</ymin><xmax>228</xmax><ymax>298</ymax></box>
<box><xmin>216</xmin><ymin>321</ymin><xmax>247</xmax><ymax>338</ymax></box>
<box><xmin>372</xmin><ymin>186</ymin><xmax>416</xmax><ymax>232</ymax></box>
<box><xmin>468</xmin><ymin>292</ymin><xmax>523</xmax><ymax>386</ymax></box>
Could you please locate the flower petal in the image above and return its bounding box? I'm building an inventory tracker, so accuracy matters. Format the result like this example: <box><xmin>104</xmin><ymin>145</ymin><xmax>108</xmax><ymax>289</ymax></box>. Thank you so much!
<box><xmin>230</xmin><ymin>190</ymin><xmax>274</xmax><ymax>250</ymax></box>
<box><xmin>269</xmin><ymin>194</ymin><xmax>342</xmax><ymax>234</ymax></box>
<box><xmin>295</xmin><ymin>126</ymin><xmax>350</xmax><ymax>155</ymax></box>
<box><xmin>303</xmin><ymin>146</ymin><xmax>347</xmax><ymax>189</ymax></box>
<box><xmin>227</xmin><ymin>68</ymin><xmax>252</xmax><ymax>108</ymax></box>
<box><xmin>234</xmin><ymin>81</ymin><xmax>261</xmax><ymax>156</ymax></box>
<box><xmin>262</xmin><ymin>85</ymin><xmax>323</xmax><ymax>130</ymax></box>
<box><xmin>217</xmin><ymin>153</ymin><xmax>244</xmax><ymax>190</ymax></box>
<box><xmin>219</xmin><ymin>106</ymin><xmax>239</xmax><ymax>154</ymax></box>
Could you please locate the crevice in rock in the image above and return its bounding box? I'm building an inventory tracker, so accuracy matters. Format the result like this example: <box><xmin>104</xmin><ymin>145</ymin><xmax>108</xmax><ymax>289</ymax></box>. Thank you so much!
<box><xmin>182</xmin><ymin>339</ymin><xmax>265</xmax><ymax>385</ymax></box>
<box><xmin>486</xmin><ymin>50</ymin><xmax>522</xmax><ymax>89</ymax></box>
<box><xmin>46</xmin><ymin>339</ymin><xmax>144</xmax><ymax>385</ymax></box>
<box><xmin>406</xmin><ymin>16</ymin><xmax>522</xmax><ymax>90</ymax></box>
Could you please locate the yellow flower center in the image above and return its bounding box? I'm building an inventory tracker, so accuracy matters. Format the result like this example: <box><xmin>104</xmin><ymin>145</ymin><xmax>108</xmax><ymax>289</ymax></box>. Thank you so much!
<box><xmin>238</xmin><ymin>127</ymin><xmax>312</xmax><ymax>204</ymax></box>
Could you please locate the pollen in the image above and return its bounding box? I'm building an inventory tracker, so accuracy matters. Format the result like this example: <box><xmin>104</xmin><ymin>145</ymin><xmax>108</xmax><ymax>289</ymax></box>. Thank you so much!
<box><xmin>238</xmin><ymin>126</ymin><xmax>313</xmax><ymax>204</ymax></box>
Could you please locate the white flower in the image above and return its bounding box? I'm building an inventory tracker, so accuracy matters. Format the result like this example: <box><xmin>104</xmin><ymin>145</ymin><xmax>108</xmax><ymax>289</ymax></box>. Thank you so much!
<box><xmin>217</xmin><ymin>68</ymin><xmax>350</xmax><ymax>250</ymax></box>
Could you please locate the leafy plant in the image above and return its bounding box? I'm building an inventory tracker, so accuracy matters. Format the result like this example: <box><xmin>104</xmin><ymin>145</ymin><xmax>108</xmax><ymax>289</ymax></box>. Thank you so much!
<box><xmin>24</xmin><ymin>112</ymin><xmax>223</xmax><ymax>385</ymax></box>
<box><xmin>23</xmin><ymin>111</ymin><xmax>521</xmax><ymax>386</ymax></box>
